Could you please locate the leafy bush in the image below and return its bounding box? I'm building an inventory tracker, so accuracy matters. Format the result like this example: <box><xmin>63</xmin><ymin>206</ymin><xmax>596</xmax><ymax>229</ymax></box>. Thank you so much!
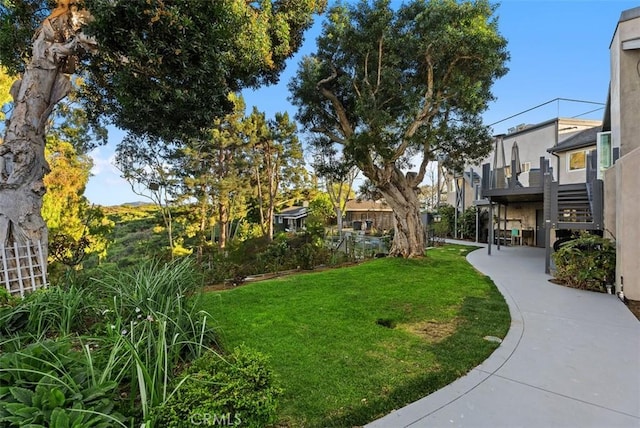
<box><xmin>432</xmin><ymin>205</ymin><xmax>487</xmax><ymax>241</ymax></box>
<box><xmin>435</xmin><ymin>205</ymin><xmax>457</xmax><ymax>237</ymax></box>
<box><xmin>552</xmin><ymin>234</ymin><xmax>616</xmax><ymax>291</ymax></box>
<box><xmin>258</xmin><ymin>236</ymin><xmax>291</xmax><ymax>273</ymax></box>
<box><xmin>153</xmin><ymin>346</ymin><xmax>282</xmax><ymax>428</ymax></box>
<box><xmin>294</xmin><ymin>242</ymin><xmax>331</xmax><ymax>270</ymax></box>
<box><xmin>0</xmin><ymin>288</ymin><xmax>18</xmax><ymax>307</ymax></box>
<box><xmin>460</xmin><ymin>206</ymin><xmax>488</xmax><ymax>241</ymax></box>
<box><xmin>0</xmin><ymin>340</ymin><xmax>126</xmax><ymax>427</ymax></box>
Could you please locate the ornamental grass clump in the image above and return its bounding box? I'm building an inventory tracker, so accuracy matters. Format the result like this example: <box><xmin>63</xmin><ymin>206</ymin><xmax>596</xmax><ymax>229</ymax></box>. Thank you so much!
<box><xmin>90</xmin><ymin>258</ymin><xmax>217</xmax><ymax>424</ymax></box>
<box><xmin>0</xmin><ymin>257</ymin><xmax>282</xmax><ymax>427</ymax></box>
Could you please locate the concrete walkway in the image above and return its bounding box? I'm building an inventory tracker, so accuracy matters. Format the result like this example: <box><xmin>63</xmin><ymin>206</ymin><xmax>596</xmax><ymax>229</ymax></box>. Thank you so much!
<box><xmin>367</xmin><ymin>243</ymin><xmax>640</xmax><ymax>428</ymax></box>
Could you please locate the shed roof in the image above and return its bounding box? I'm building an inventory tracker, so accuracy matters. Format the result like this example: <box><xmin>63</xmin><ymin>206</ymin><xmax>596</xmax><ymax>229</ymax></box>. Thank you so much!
<box><xmin>274</xmin><ymin>206</ymin><xmax>308</xmax><ymax>219</ymax></box>
<box><xmin>548</xmin><ymin>126</ymin><xmax>600</xmax><ymax>154</ymax></box>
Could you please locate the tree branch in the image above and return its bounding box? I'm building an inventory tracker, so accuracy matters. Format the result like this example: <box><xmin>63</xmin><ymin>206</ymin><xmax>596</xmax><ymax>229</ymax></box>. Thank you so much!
<box><xmin>316</xmin><ymin>68</ymin><xmax>354</xmax><ymax>137</ymax></box>
<box><xmin>310</xmin><ymin>126</ymin><xmax>345</xmax><ymax>144</ymax></box>
<box><xmin>375</xmin><ymin>36</ymin><xmax>383</xmax><ymax>95</ymax></box>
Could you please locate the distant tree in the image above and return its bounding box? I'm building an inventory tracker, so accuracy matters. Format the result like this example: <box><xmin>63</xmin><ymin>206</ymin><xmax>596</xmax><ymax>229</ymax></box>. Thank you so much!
<box><xmin>204</xmin><ymin>95</ymin><xmax>252</xmax><ymax>249</ymax></box>
<box><xmin>310</xmin><ymin>136</ymin><xmax>358</xmax><ymax>235</ymax></box>
<box><xmin>0</xmin><ymin>0</ymin><xmax>325</xmax><ymax>269</ymax></box>
<box><xmin>114</xmin><ymin>134</ymin><xmax>179</xmax><ymax>256</ymax></box>
<box><xmin>246</xmin><ymin>109</ymin><xmax>306</xmax><ymax>240</ymax></box>
<box><xmin>308</xmin><ymin>192</ymin><xmax>335</xmax><ymax>226</ymax></box>
<box><xmin>43</xmin><ymin>136</ymin><xmax>111</xmax><ymax>271</ymax></box>
<box><xmin>290</xmin><ymin>0</ymin><xmax>508</xmax><ymax>257</ymax></box>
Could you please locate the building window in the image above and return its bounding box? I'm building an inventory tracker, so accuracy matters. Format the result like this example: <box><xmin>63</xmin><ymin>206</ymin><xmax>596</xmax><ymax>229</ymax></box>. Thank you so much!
<box><xmin>568</xmin><ymin>150</ymin><xmax>587</xmax><ymax>171</ymax></box>
<box><xmin>597</xmin><ymin>132</ymin><xmax>612</xmax><ymax>179</ymax></box>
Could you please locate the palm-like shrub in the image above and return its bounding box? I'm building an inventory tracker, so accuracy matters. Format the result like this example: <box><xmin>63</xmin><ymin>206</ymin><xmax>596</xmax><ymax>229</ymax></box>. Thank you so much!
<box><xmin>552</xmin><ymin>234</ymin><xmax>616</xmax><ymax>291</ymax></box>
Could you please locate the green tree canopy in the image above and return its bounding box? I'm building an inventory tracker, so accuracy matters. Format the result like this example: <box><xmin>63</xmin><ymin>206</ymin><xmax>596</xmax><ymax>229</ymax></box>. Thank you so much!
<box><xmin>1</xmin><ymin>0</ymin><xmax>327</xmax><ymax>141</ymax></box>
<box><xmin>289</xmin><ymin>0</ymin><xmax>508</xmax><ymax>257</ymax></box>
<box><xmin>43</xmin><ymin>136</ymin><xmax>112</xmax><ymax>273</ymax></box>
<box><xmin>0</xmin><ymin>0</ymin><xmax>325</xmax><ymax>277</ymax></box>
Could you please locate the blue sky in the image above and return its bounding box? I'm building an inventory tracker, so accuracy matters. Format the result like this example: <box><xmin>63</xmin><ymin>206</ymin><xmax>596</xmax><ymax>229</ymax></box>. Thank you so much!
<box><xmin>84</xmin><ymin>0</ymin><xmax>638</xmax><ymax>206</ymax></box>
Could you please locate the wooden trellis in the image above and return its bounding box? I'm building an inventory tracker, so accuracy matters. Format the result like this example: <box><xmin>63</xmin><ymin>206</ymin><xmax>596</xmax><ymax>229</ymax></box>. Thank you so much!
<box><xmin>1</xmin><ymin>240</ymin><xmax>47</xmax><ymax>298</ymax></box>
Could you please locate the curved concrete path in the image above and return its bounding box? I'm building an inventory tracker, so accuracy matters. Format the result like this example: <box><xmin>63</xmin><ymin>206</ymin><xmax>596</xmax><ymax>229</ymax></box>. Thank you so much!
<box><xmin>367</xmin><ymin>243</ymin><xmax>640</xmax><ymax>428</ymax></box>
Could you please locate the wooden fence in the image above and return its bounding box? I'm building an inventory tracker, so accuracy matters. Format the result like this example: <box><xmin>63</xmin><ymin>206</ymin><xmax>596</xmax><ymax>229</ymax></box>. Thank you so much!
<box><xmin>1</xmin><ymin>240</ymin><xmax>47</xmax><ymax>298</ymax></box>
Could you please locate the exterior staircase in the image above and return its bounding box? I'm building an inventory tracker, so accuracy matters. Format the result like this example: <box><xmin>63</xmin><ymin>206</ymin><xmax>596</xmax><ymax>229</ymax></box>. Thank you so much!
<box><xmin>552</xmin><ymin>181</ymin><xmax>603</xmax><ymax>230</ymax></box>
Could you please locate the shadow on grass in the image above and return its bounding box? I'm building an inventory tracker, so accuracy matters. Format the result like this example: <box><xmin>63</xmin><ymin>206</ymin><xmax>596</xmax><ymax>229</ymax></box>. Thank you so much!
<box><xmin>318</xmin><ymin>291</ymin><xmax>510</xmax><ymax>427</ymax></box>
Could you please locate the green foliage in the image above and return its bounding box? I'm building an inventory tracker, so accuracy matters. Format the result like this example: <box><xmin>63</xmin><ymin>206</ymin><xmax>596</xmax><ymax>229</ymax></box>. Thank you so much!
<box><xmin>180</xmin><ymin>93</ymin><xmax>252</xmax><ymax>249</ymax></box>
<box><xmin>0</xmin><ymin>283</ymin><xmax>94</xmax><ymax>338</ymax></box>
<box><xmin>201</xmin><ymin>245</ymin><xmax>509</xmax><ymax>426</ymax></box>
<box><xmin>42</xmin><ymin>137</ymin><xmax>113</xmax><ymax>281</ymax></box>
<box><xmin>431</xmin><ymin>206</ymin><xmax>487</xmax><ymax>241</ymax></box>
<box><xmin>1</xmin><ymin>257</ymin><xmax>218</xmax><ymax>425</ymax></box>
<box><xmin>153</xmin><ymin>347</ymin><xmax>282</xmax><ymax>428</ymax></box>
<box><xmin>0</xmin><ymin>340</ymin><xmax>126</xmax><ymax>427</ymax></box>
<box><xmin>1</xmin><ymin>0</ymin><xmax>326</xmax><ymax>142</ymax></box>
<box><xmin>552</xmin><ymin>234</ymin><xmax>616</xmax><ymax>291</ymax></box>
<box><xmin>89</xmin><ymin>258</ymin><xmax>216</xmax><ymax>424</ymax></box>
<box><xmin>253</xmin><ymin>233</ymin><xmax>330</xmax><ymax>272</ymax></box>
<box><xmin>0</xmin><ymin>0</ymin><xmax>47</xmax><ymax>75</ymax></box>
<box><xmin>435</xmin><ymin>204</ymin><xmax>457</xmax><ymax>237</ymax></box>
<box><xmin>246</xmin><ymin>108</ymin><xmax>309</xmax><ymax>239</ymax></box>
<box><xmin>460</xmin><ymin>206</ymin><xmax>488</xmax><ymax>240</ymax></box>
<box><xmin>43</xmin><ymin>137</ymin><xmax>114</xmax><ymax>281</ymax></box>
<box><xmin>290</xmin><ymin>0</ymin><xmax>508</xmax><ymax>255</ymax></box>
<box><xmin>0</xmin><ymin>287</ymin><xmax>18</xmax><ymax>308</ymax></box>
<box><xmin>308</xmin><ymin>192</ymin><xmax>334</xmax><ymax>226</ymax></box>
<box><xmin>91</xmin><ymin>258</ymin><xmax>215</xmax><ymax>362</ymax></box>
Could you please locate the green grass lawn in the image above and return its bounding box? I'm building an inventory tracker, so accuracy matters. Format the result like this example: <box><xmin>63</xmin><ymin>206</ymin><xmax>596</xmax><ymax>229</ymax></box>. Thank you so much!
<box><xmin>200</xmin><ymin>245</ymin><xmax>510</xmax><ymax>427</ymax></box>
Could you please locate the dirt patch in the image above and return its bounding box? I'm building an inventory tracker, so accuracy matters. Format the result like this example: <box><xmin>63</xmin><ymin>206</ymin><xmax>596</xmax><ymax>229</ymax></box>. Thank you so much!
<box><xmin>626</xmin><ymin>300</ymin><xmax>640</xmax><ymax>322</ymax></box>
<box><xmin>398</xmin><ymin>319</ymin><xmax>459</xmax><ymax>343</ymax></box>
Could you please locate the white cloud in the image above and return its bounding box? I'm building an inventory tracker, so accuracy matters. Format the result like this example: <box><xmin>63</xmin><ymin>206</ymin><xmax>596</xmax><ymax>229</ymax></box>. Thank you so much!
<box><xmin>85</xmin><ymin>145</ymin><xmax>143</xmax><ymax>206</ymax></box>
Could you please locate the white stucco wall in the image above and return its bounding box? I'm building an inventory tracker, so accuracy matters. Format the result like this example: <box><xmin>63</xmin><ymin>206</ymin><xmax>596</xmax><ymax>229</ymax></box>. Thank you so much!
<box><xmin>556</xmin><ymin>146</ymin><xmax>596</xmax><ymax>185</ymax></box>
<box><xmin>613</xmin><ymin>146</ymin><xmax>640</xmax><ymax>300</ymax></box>
<box><xmin>610</xmin><ymin>8</ymin><xmax>640</xmax><ymax>301</ymax></box>
<box><xmin>611</xmin><ymin>8</ymin><xmax>640</xmax><ymax>156</ymax></box>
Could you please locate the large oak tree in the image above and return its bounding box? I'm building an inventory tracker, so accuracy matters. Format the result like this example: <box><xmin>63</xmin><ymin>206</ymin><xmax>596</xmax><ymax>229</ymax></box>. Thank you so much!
<box><xmin>289</xmin><ymin>0</ymin><xmax>508</xmax><ymax>257</ymax></box>
<box><xmin>0</xmin><ymin>0</ymin><xmax>325</xmax><ymax>269</ymax></box>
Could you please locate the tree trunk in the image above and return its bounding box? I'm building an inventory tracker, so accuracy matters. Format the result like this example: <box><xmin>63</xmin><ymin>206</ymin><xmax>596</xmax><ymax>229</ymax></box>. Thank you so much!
<box><xmin>196</xmin><ymin>197</ymin><xmax>208</xmax><ymax>263</ymax></box>
<box><xmin>254</xmin><ymin>165</ymin><xmax>267</xmax><ymax>237</ymax></box>
<box><xmin>1</xmin><ymin>4</ymin><xmax>94</xmax><ymax>288</ymax></box>
<box><xmin>335</xmin><ymin>207</ymin><xmax>343</xmax><ymax>235</ymax></box>
<box><xmin>1</xmin><ymin>10</ymin><xmax>74</xmax><ymax>262</ymax></box>
<box><xmin>218</xmin><ymin>202</ymin><xmax>228</xmax><ymax>249</ymax></box>
<box><xmin>377</xmin><ymin>170</ymin><xmax>425</xmax><ymax>258</ymax></box>
<box><xmin>267</xmin><ymin>200</ymin><xmax>275</xmax><ymax>240</ymax></box>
